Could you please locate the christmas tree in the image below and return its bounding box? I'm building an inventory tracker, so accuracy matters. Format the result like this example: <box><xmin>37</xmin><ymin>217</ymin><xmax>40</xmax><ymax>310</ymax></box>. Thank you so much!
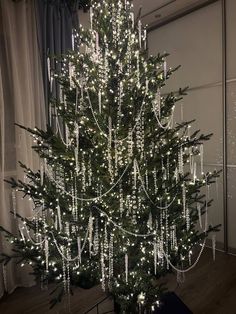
<box><xmin>0</xmin><ymin>0</ymin><xmax>220</xmax><ymax>312</ymax></box>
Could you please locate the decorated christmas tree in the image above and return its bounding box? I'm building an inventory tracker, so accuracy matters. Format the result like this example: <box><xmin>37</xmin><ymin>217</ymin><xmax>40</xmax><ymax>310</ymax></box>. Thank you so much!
<box><xmin>0</xmin><ymin>0</ymin><xmax>220</xmax><ymax>312</ymax></box>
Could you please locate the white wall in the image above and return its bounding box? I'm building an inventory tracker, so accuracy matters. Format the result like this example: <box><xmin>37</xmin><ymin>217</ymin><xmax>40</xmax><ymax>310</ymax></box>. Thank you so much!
<box><xmin>148</xmin><ymin>1</ymin><xmax>225</xmax><ymax>247</ymax></box>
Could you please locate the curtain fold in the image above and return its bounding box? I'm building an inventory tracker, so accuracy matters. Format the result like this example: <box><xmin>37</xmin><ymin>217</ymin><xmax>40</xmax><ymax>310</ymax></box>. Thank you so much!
<box><xmin>36</xmin><ymin>0</ymin><xmax>79</xmax><ymax>121</ymax></box>
<box><xmin>0</xmin><ymin>0</ymin><xmax>46</xmax><ymax>298</ymax></box>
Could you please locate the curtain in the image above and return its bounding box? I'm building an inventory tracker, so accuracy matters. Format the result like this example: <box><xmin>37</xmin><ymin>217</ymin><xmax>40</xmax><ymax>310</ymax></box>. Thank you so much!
<box><xmin>0</xmin><ymin>0</ymin><xmax>46</xmax><ymax>298</ymax></box>
<box><xmin>36</xmin><ymin>0</ymin><xmax>79</xmax><ymax>122</ymax></box>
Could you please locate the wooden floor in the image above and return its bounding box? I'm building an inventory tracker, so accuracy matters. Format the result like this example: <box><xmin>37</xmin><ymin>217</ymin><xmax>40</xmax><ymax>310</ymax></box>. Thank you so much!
<box><xmin>0</xmin><ymin>248</ymin><xmax>236</xmax><ymax>314</ymax></box>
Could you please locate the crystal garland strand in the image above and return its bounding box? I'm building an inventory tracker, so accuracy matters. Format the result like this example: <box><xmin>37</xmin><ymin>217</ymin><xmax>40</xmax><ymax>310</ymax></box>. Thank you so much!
<box><xmin>153</xmin><ymin>167</ymin><xmax>158</xmax><ymax>194</ymax></box>
<box><xmin>81</xmin><ymin>157</ymin><xmax>86</xmax><ymax>192</ymax></box>
<box><xmin>74</xmin><ymin>180</ymin><xmax>78</xmax><ymax>221</ymax></box>
<box><xmin>114</xmin><ymin>131</ymin><xmax>118</xmax><ymax>177</ymax></box>
<box><xmin>159</xmin><ymin>212</ymin><xmax>164</xmax><ymax>266</ymax></box>
<box><xmin>153</xmin><ymin>240</ymin><xmax>157</xmax><ymax>275</ymax></box>
<box><xmin>74</xmin><ymin>122</ymin><xmax>79</xmax><ymax>175</ymax></box>
<box><xmin>186</xmin><ymin>207</ymin><xmax>190</xmax><ymax>231</ymax></box>
<box><xmin>66</xmin><ymin>248</ymin><xmax>71</xmax><ymax>296</ymax></box>
<box><xmin>101</xmin><ymin>242</ymin><xmax>106</xmax><ymax>291</ymax></box>
<box><xmin>93</xmin><ymin>219</ymin><xmax>99</xmax><ymax>255</ymax></box>
<box><xmin>117</xmin><ymin>81</ymin><xmax>123</xmax><ymax>128</ymax></box>
<box><xmin>165</xmin><ymin>208</ymin><xmax>169</xmax><ymax>270</ymax></box>
<box><xmin>178</xmin><ymin>146</ymin><xmax>184</xmax><ymax>175</ymax></box>
<box><xmin>104</xmin><ymin>224</ymin><xmax>109</xmax><ymax>252</ymax></box>
<box><xmin>88</xmin><ymin>158</ymin><xmax>92</xmax><ymax>187</ymax></box>
<box><xmin>155</xmin><ymin>88</ymin><xmax>161</xmax><ymax>118</ymax></box>
<box><xmin>145</xmin><ymin>170</ymin><xmax>149</xmax><ymax>190</ymax></box>
<box><xmin>182</xmin><ymin>183</ymin><xmax>186</xmax><ymax>218</ymax></box>
<box><xmin>71</xmin><ymin>184</ymin><xmax>75</xmax><ymax>220</ymax></box>
<box><xmin>108</xmin><ymin>234</ymin><xmax>114</xmax><ymax>289</ymax></box>
<box><xmin>119</xmin><ymin>182</ymin><xmax>124</xmax><ymax>215</ymax></box>
<box><xmin>136</xmin><ymin>50</ymin><xmax>140</xmax><ymax>88</ymax></box>
<box><xmin>62</xmin><ymin>247</ymin><xmax>67</xmax><ymax>293</ymax></box>
<box><xmin>108</xmin><ymin>117</ymin><xmax>114</xmax><ymax>182</ymax></box>
<box><xmin>128</xmin><ymin>127</ymin><xmax>133</xmax><ymax>160</ymax></box>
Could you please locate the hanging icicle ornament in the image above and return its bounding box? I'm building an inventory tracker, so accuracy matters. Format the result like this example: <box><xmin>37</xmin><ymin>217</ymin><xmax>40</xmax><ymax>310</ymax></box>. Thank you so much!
<box><xmin>47</xmin><ymin>57</ymin><xmax>51</xmax><ymax>81</ymax></box>
<box><xmin>130</xmin><ymin>12</ymin><xmax>134</xmax><ymax>29</ymax></box>
<box><xmin>90</xmin><ymin>6</ymin><xmax>93</xmax><ymax>31</ymax></box>
<box><xmin>200</xmin><ymin>144</ymin><xmax>204</xmax><ymax>174</ymax></box>
<box><xmin>40</xmin><ymin>162</ymin><xmax>44</xmax><ymax>186</ymax></box>
<box><xmin>12</xmin><ymin>189</ymin><xmax>17</xmax><ymax>219</ymax></box>
<box><xmin>125</xmin><ymin>253</ymin><xmax>128</xmax><ymax>283</ymax></box>
<box><xmin>138</xmin><ymin>20</ymin><xmax>142</xmax><ymax>48</ymax></box>
<box><xmin>57</xmin><ymin>203</ymin><xmax>62</xmax><ymax>231</ymax></box>
<box><xmin>143</xmin><ymin>28</ymin><xmax>147</xmax><ymax>50</ymax></box>
<box><xmin>45</xmin><ymin>237</ymin><xmax>49</xmax><ymax>272</ymax></box>
<box><xmin>178</xmin><ymin>146</ymin><xmax>184</xmax><ymax>175</ymax></box>
<box><xmin>19</xmin><ymin>225</ymin><xmax>25</xmax><ymax>243</ymax></box>
<box><xmin>98</xmin><ymin>90</ymin><xmax>102</xmax><ymax>114</ymax></box>
<box><xmin>163</xmin><ymin>58</ymin><xmax>167</xmax><ymax>80</ymax></box>
<box><xmin>77</xmin><ymin>236</ymin><xmax>82</xmax><ymax>264</ymax></box>
<box><xmin>88</xmin><ymin>213</ymin><xmax>94</xmax><ymax>255</ymax></box>
<box><xmin>69</xmin><ymin>62</ymin><xmax>75</xmax><ymax>89</ymax></box>
<box><xmin>72</xmin><ymin>33</ymin><xmax>75</xmax><ymax>51</ymax></box>
<box><xmin>197</xmin><ymin>203</ymin><xmax>202</xmax><ymax>228</ymax></box>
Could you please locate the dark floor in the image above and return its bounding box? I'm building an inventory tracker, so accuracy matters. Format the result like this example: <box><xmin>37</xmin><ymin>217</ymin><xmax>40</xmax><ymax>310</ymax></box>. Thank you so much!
<box><xmin>0</xmin><ymin>248</ymin><xmax>236</xmax><ymax>314</ymax></box>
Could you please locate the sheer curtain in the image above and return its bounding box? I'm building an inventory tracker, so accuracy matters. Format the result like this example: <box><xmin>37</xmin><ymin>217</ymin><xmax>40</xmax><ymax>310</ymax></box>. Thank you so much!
<box><xmin>0</xmin><ymin>0</ymin><xmax>46</xmax><ymax>298</ymax></box>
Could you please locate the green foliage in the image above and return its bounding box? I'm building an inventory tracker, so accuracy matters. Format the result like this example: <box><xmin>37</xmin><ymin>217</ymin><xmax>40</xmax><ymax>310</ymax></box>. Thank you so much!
<box><xmin>1</xmin><ymin>0</ymin><xmax>221</xmax><ymax>312</ymax></box>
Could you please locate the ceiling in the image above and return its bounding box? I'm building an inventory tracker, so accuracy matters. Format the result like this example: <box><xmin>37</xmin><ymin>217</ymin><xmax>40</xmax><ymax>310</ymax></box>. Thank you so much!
<box><xmin>133</xmin><ymin>0</ymin><xmax>211</xmax><ymax>29</ymax></box>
